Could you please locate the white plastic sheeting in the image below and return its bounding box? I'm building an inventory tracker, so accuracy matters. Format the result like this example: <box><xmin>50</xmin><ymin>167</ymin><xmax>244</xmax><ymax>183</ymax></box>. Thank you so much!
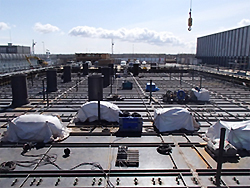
<box><xmin>74</xmin><ymin>101</ymin><xmax>121</xmax><ymax>123</ymax></box>
<box><xmin>206</xmin><ymin>120</ymin><xmax>250</xmax><ymax>150</ymax></box>
<box><xmin>1</xmin><ymin>114</ymin><xmax>70</xmax><ymax>143</ymax></box>
<box><xmin>154</xmin><ymin>107</ymin><xmax>200</xmax><ymax>132</ymax></box>
<box><xmin>192</xmin><ymin>88</ymin><xmax>210</xmax><ymax>101</ymax></box>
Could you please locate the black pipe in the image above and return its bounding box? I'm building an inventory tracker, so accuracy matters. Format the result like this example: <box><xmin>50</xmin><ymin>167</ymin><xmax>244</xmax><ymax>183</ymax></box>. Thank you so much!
<box><xmin>76</xmin><ymin>80</ymin><xmax>78</xmax><ymax>92</ymax></box>
<box><xmin>63</xmin><ymin>65</ymin><xmax>71</xmax><ymax>83</ymax></box>
<box><xmin>46</xmin><ymin>69</ymin><xmax>57</xmax><ymax>92</ymax></box>
<box><xmin>133</xmin><ymin>63</ymin><xmax>139</xmax><ymax>76</ymax></box>
<box><xmin>88</xmin><ymin>75</ymin><xmax>103</xmax><ymax>101</ymax></box>
<box><xmin>200</xmin><ymin>76</ymin><xmax>202</xmax><ymax>89</ymax></box>
<box><xmin>98</xmin><ymin>92</ymin><xmax>101</xmax><ymax>124</ymax></box>
<box><xmin>31</xmin><ymin>73</ymin><xmax>33</xmax><ymax>86</ymax></box>
<box><xmin>108</xmin><ymin>64</ymin><xmax>114</xmax><ymax>76</ymax></box>
<box><xmin>82</xmin><ymin>63</ymin><xmax>89</xmax><ymax>76</ymax></box>
<box><xmin>180</xmin><ymin>72</ymin><xmax>182</xmax><ymax>86</ymax></box>
<box><xmin>216</xmin><ymin>127</ymin><xmax>226</xmax><ymax>187</ymax></box>
<box><xmin>101</xmin><ymin>67</ymin><xmax>111</xmax><ymax>88</ymax></box>
<box><xmin>42</xmin><ymin>79</ymin><xmax>45</xmax><ymax>101</ymax></box>
<box><xmin>110</xmin><ymin>75</ymin><xmax>112</xmax><ymax>94</ymax></box>
<box><xmin>11</xmin><ymin>74</ymin><xmax>29</xmax><ymax>107</ymax></box>
<box><xmin>46</xmin><ymin>91</ymin><xmax>49</xmax><ymax>107</ymax></box>
<box><xmin>150</xmin><ymin>80</ymin><xmax>152</xmax><ymax>103</ymax></box>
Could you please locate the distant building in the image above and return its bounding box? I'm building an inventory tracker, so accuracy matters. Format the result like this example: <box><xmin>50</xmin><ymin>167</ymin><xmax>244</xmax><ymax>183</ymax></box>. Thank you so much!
<box><xmin>110</xmin><ymin>53</ymin><xmax>176</xmax><ymax>64</ymax></box>
<box><xmin>75</xmin><ymin>53</ymin><xmax>113</xmax><ymax>66</ymax></box>
<box><xmin>196</xmin><ymin>25</ymin><xmax>250</xmax><ymax>70</ymax></box>
<box><xmin>176</xmin><ymin>54</ymin><xmax>197</xmax><ymax>65</ymax></box>
<box><xmin>0</xmin><ymin>43</ymin><xmax>31</xmax><ymax>73</ymax></box>
<box><xmin>0</xmin><ymin>43</ymin><xmax>30</xmax><ymax>54</ymax></box>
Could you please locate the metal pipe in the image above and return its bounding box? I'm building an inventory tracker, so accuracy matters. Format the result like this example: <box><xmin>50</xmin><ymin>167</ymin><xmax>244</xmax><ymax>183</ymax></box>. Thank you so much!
<box><xmin>76</xmin><ymin>80</ymin><xmax>78</xmax><ymax>92</ymax></box>
<box><xmin>150</xmin><ymin>79</ymin><xmax>152</xmax><ymax>103</ymax></box>
<box><xmin>42</xmin><ymin>79</ymin><xmax>45</xmax><ymax>100</ymax></box>
<box><xmin>31</xmin><ymin>73</ymin><xmax>33</xmax><ymax>86</ymax></box>
<box><xmin>216</xmin><ymin>127</ymin><xmax>226</xmax><ymax>187</ymax></box>
<box><xmin>98</xmin><ymin>92</ymin><xmax>101</xmax><ymax>124</ymax></box>
<box><xmin>110</xmin><ymin>75</ymin><xmax>112</xmax><ymax>94</ymax></box>
<box><xmin>200</xmin><ymin>75</ymin><xmax>202</xmax><ymax>88</ymax></box>
<box><xmin>46</xmin><ymin>91</ymin><xmax>49</xmax><ymax>106</ymax></box>
<box><xmin>180</xmin><ymin>72</ymin><xmax>182</xmax><ymax>86</ymax></box>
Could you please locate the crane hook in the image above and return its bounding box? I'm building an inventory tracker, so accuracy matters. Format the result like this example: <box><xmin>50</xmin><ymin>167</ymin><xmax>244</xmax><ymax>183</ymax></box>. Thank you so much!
<box><xmin>188</xmin><ymin>11</ymin><xmax>192</xmax><ymax>31</ymax></box>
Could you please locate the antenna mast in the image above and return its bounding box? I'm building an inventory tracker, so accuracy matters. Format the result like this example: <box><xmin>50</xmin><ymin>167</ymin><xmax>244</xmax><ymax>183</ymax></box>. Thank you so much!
<box><xmin>32</xmin><ymin>39</ymin><xmax>37</xmax><ymax>54</ymax></box>
<box><xmin>111</xmin><ymin>38</ymin><xmax>114</xmax><ymax>54</ymax></box>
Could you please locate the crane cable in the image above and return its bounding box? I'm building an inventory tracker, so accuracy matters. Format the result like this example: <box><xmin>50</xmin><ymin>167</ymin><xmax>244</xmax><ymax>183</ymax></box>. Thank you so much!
<box><xmin>188</xmin><ymin>0</ymin><xmax>193</xmax><ymax>31</ymax></box>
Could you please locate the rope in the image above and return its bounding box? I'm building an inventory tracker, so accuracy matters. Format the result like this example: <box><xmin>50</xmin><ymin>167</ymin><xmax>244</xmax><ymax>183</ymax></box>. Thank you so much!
<box><xmin>190</xmin><ymin>0</ymin><xmax>192</xmax><ymax>12</ymax></box>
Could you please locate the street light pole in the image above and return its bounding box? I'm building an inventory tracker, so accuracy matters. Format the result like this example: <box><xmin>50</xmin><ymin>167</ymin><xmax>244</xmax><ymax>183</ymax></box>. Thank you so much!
<box><xmin>42</xmin><ymin>41</ymin><xmax>45</xmax><ymax>54</ymax></box>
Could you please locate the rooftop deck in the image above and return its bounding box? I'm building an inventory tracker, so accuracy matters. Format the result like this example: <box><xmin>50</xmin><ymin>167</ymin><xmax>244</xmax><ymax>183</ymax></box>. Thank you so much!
<box><xmin>0</xmin><ymin>68</ymin><xmax>250</xmax><ymax>187</ymax></box>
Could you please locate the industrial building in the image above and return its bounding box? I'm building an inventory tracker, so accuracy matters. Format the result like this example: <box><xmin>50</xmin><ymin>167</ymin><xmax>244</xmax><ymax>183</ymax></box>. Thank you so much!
<box><xmin>196</xmin><ymin>25</ymin><xmax>250</xmax><ymax>70</ymax></box>
<box><xmin>110</xmin><ymin>53</ymin><xmax>175</xmax><ymax>64</ymax></box>
<box><xmin>0</xmin><ymin>43</ymin><xmax>31</xmax><ymax>73</ymax></box>
<box><xmin>0</xmin><ymin>43</ymin><xmax>30</xmax><ymax>54</ymax></box>
<box><xmin>75</xmin><ymin>53</ymin><xmax>113</xmax><ymax>66</ymax></box>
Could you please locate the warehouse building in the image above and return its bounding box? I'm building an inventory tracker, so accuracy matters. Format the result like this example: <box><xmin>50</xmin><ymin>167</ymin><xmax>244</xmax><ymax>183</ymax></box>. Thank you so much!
<box><xmin>0</xmin><ymin>43</ymin><xmax>31</xmax><ymax>73</ymax></box>
<box><xmin>0</xmin><ymin>43</ymin><xmax>30</xmax><ymax>54</ymax></box>
<box><xmin>196</xmin><ymin>25</ymin><xmax>250</xmax><ymax>70</ymax></box>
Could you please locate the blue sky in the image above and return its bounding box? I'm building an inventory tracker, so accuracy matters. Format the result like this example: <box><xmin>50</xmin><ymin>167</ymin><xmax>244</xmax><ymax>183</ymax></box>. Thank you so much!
<box><xmin>0</xmin><ymin>0</ymin><xmax>250</xmax><ymax>54</ymax></box>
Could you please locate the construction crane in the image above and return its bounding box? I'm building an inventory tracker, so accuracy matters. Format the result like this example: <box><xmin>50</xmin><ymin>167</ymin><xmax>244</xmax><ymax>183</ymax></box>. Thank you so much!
<box><xmin>25</xmin><ymin>55</ymin><xmax>48</xmax><ymax>68</ymax></box>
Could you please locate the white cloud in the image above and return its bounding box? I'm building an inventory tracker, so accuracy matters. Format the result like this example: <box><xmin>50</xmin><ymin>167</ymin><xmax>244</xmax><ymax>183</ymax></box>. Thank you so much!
<box><xmin>33</xmin><ymin>22</ymin><xmax>60</xmax><ymax>34</ymax></box>
<box><xmin>68</xmin><ymin>26</ymin><xmax>184</xmax><ymax>46</ymax></box>
<box><xmin>0</xmin><ymin>22</ymin><xmax>10</xmax><ymax>30</ymax></box>
<box><xmin>238</xmin><ymin>19</ymin><xmax>250</xmax><ymax>27</ymax></box>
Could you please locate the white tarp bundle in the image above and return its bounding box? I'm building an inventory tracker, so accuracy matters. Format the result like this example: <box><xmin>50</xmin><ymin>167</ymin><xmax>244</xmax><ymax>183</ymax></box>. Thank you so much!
<box><xmin>206</xmin><ymin>120</ymin><xmax>250</xmax><ymax>150</ymax></box>
<box><xmin>74</xmin><ymin>101</ymin><xmax>121</xmax><ymax>123</ymax></box>
<box><xmin>191</xmin><ymin>88</ymin><xmax>210</xmax><ymax>101</ymax></box>
<box><xmin>154</xmin><ymin>107</ymin><xmax>200</xmax><ymax>132</ymax></box>
<box><xmin>1</xmin><ymin>114</ymin><xmax>70</xmax><ymax>143</ymax></box>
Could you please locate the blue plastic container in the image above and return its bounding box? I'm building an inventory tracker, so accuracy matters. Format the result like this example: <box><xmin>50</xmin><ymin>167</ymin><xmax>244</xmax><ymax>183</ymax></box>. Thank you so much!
<box><xmin>122</xmin><ymin>81</ymin><xmax>133</xmax><ymax>90</ymax></box>
<box><xmin>119</xmin><ymin>117</ymin><xmax>142</xmax><ymax>132</ymax></box>
<box><xmin>146</xmin><ymin>82</ymin><xmax>159</xmax><ymax>92</ymax></box>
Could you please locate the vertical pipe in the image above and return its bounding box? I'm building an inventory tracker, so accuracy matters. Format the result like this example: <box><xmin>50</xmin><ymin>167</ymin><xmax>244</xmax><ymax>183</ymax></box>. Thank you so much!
<box><xmin>82</xmin><ymin>63</ymin><xmax>89</xmax><ymax>76</ymax></box>
<box><xmin>200</xmin><ymin>75</ymin><xmax>202</xmax><ymax>89</ymax></box>
<box><xmin>46</xmin><ymin>69</ymin><xmax>57</xmax><ymax>92</ymax></box>
<box><xmin>216</xmin><ymin>127</ymin><xmax>226</xmax><ymax>187</ymax></box>
<box><xmin>150</xmin><ymin>80</ymin><xmax>152</xmax><ymax>103</ymax></box>
<box><xmin>101</xmin><ymin>67</ymin><xmax>111</xmax><ymax>88</ymax></box>
<box><xmin>108</xmin><ymin>64</ymin><xmax>114</xmax><ymax>76</ymax></box>
<box><xmin>63</xmin><ymin>65</ymin><xmax>71</xmax><ymax>83</ymax></box>
<box><xmin>180</xmin><ymin>72</ymin><xmax>182</xmax><ymax>86</ymax></box>
<box><xmin>76</xmin><ymin>80</ymin><xmax>78</xmax><ymax>92</ymax></box>
<box><xmin>31</xmin><ymin>73</ymin><xmax>33</xmax><ymax>86</ymax></box>
<box><xmin>46</xmin><ymin>91</ymin><xmax>49</xmax><ymax>106</ymax></box>
<box><xmin>42</xmin><ymin>79</ymin><xmax>45</xmax><ymax>100</ymax></box>
<box><xmin>11</xmin><ymin>74</ymin><xmax>29</xmax><ymax>107</ymax></box>
<box><xmin>88</xmin><ymin>75</ymin><xmax>103</xmax><ymax>101</ymax></box>
<box><xmin>110</xmin><ymin>75</ymin><xmax>112</xmax><ymax>94</ymax></box>
<box><xmin>98</xmin><ymin>92</ymin><xmax>101</xmax><ymax>124</ymax></box>
<box><xmin>170</xmin><ymin>72</ymin><xmax>171</xmax><ymax>80</ymax></box>
<box><xmin>133</xmin><ymin>63</ymin><xmax>139</xmax><ymax>76</ymax></box>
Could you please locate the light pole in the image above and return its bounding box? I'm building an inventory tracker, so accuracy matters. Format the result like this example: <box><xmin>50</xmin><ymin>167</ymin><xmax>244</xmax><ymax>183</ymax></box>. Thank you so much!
<box><xmin>42</xmin><ymin>41</ymin><xmax>45</xmax><ymax>54</ymax></box>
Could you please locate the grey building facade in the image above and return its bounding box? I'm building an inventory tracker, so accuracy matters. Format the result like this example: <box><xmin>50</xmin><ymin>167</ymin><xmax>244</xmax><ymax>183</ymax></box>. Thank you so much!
<box><xmin>110</xmin><ymin>53</ymin><xmax>176</xmax><ymax>64</ymax></box>
<box><xmin>196</xmin><ymin>25</ymin><xmax>250</xmax><ymax>69</ymax></box>
<box><xmin>0</xmin><ymin>43</ymin><xmax>30</xmax><ymax>54</ymax></box>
